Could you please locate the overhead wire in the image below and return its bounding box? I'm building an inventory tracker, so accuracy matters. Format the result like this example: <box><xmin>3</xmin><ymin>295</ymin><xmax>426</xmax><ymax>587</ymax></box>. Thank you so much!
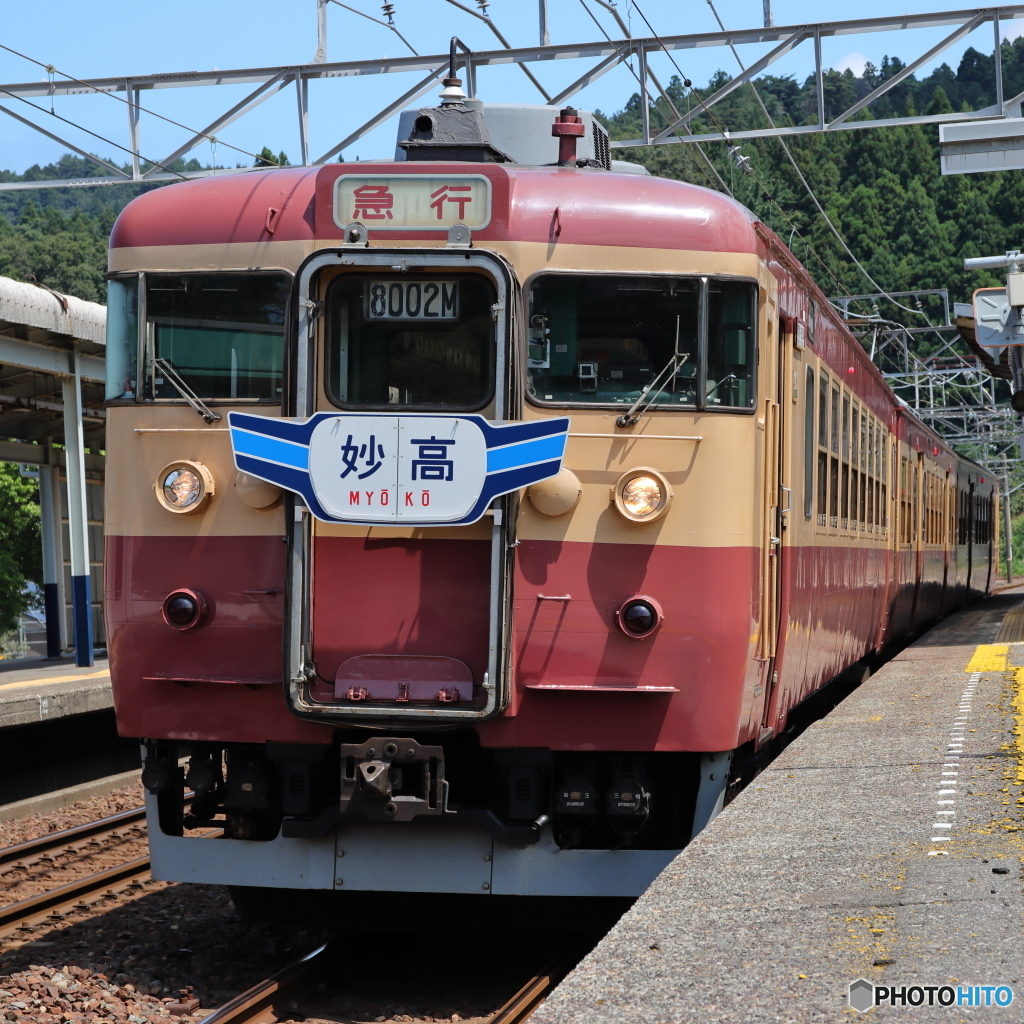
<box><xmin>625</xmin><ymin>0</ymin><xmax>849</xmax><ymax>296</ymax></box>
<box><xmin>577</xmin><ymin>0</ymin><xmax>731</xmax><ymax>195</ymax></box>
<box><xmin>0</xmin><ymin>87</ymin><xmax>188</xmax><ymax>181</ymax></box>
<box><xmin>327</xmin><ymin>0</ymin><xmax>419</xmax><ymax>55</ymax></box>
<box><xmin>702</xmin><ymin>0</ymin><xmax>934</xmax><ymax>324</ymax></box>
<box><xmin>0</xmin><ymin>40</ymin><xmax>285</xmax><ymax>170</ymax></box>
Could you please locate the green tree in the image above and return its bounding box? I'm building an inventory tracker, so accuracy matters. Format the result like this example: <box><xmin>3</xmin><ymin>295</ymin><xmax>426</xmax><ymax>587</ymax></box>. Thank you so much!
<box><xmin>254</xmin><ymin>147</ymin><xmax>290</xmax><ymax>167</ymax></box>
<box><xmin>0</xmin><ymin>464</ymin><xmax>41</xmax><ymax>635</ymax></box>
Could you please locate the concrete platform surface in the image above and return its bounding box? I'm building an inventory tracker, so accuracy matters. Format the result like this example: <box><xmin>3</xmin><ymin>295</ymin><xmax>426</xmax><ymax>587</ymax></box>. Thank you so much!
<box><xmin>535</xmin><ymin>596</ymin><xmax>1024</xmax><ymax>1023</ymax></box>
<box><xmin>0</xmin><ymin>658</ymin><xmax>110</xmax><ymax>729</ymax></box>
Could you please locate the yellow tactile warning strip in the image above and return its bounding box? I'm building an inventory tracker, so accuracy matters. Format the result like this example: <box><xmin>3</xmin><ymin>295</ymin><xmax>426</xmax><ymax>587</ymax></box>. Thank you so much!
<box><xmin>1012</xmin><ymin>665</ymin><xmax>1024</xmax><ymax>790</ymax></box>
<box><xmin>0</xmin><ymin>669</ymin><xmax>109</xmax><ymax>693</ymax></box>
<box><xmin>964</xmin><ymin>644</ymin><xmax>1008</xmax><ymax>673</ymax></box>
<box><xmin>995</xmin><ymin>604</ymin><xmax>1024</xmax><ymax>642</ymax></box>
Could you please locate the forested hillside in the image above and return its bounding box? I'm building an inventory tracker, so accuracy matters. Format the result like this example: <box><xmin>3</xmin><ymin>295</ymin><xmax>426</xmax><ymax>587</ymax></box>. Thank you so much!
<box><xmin>1</xmin><ymin>43</ymin><xmax>1021</xmax><ymax>310</ymax></box>
<box><xmin>597</xmin><ymin>38</ymin><xmax>1024</xmax><ymax>320</ymax></box>
<box><xmin>0</xmin><ymin>149</ymin><xmax>287</xmax><ymax>303</ymax></box>
<box><xmin>2</xmin><ymin>42</ymin><xmax>1024</xmax><ymax>585</ymax></box>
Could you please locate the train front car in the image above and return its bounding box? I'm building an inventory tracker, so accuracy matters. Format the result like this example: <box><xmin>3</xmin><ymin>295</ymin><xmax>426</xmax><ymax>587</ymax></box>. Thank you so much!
<box><xmin>104</xmin><ymin>100</ymin><xmax>798</xmax><ymax>901</ymax></box>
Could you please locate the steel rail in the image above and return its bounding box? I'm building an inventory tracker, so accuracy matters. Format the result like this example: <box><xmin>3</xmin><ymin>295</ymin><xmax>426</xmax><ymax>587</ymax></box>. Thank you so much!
<box><xmin>198</xmin><ymin>944</ymin><xmax>332</xmax><ymax>1024</ymax></box>
<box><xmin>0</xmin><ymin>793</ymin><xmax>196</xmax><ymax>876</ymax></box>
<box><xmin>0</xmin><ymin>854</ymin><xmax>153</xmax><ymax>940</ymax></box>
<box><xmin>486</xmin><ymin>950</ymin><xmax>581</xmax><ymax>1024</ymax></box>
<box><xmin>0</xmin><ymin>822</ymin><xmax>222</xmax><ymax>941</ymax></box>
<box><xmin>198</xmin><ymin>944</ymin><xmax>578</xmax><ymax>1024</ymax></box>
<box><xmin>0</xmin><ymin>806</ymin><xmax>147</xmax><ymax>875</ymax></box>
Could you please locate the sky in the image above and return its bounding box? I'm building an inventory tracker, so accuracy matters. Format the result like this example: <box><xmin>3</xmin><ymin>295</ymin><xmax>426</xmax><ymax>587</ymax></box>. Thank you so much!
<box><xmin>0</xmin><ymin>1</ymin><xmax>1021</xmax><ymax>177</ymax></box>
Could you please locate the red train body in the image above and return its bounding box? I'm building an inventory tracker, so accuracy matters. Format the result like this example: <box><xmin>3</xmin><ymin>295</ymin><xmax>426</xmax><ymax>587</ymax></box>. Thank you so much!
<box><xmin>103</xmin><ymin>99</ymin><xmax>995</xmax><ymax>899</ymax></box>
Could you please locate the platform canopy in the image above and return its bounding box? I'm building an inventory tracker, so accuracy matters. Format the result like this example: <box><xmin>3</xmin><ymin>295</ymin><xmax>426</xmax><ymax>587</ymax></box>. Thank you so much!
<box><xmin>0</xmin><ymin>274</ymin><xmax>106</xmax><ymax>666</ymax></box>
<box><xmin>0</xmin><ymin>276</ymin><xmax>105</xmax><ymax>459</ymax></box>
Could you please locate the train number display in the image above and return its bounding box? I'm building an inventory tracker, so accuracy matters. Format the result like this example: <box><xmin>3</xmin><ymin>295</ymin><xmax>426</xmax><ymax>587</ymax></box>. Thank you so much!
<box><xmin>366</xmin><ymin>280</ymin><xmax>459</xmax><ymax>320</ymax></box>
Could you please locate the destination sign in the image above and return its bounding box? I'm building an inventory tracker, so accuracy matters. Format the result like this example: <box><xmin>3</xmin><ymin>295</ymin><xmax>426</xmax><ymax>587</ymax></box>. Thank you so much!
<box><xmin>333</xmin><ymin>174</ymin><xmax>492</xmax><ymax>231</ymax></box>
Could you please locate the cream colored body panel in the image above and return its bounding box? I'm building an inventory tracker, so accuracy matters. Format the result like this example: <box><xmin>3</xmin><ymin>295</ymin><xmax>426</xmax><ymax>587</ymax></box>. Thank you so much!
<box><xmin>110</xmin><ymin>239</ymin><xmax>759</xmax><ymax>279</ymax></box>
<box><xmin>108</xmin><ymin>240</ymin><xmax>767</xmax><ymax>548</ymax></box>
<box><xmin>105</xmin><ymin>406</ymin><xmax>285</xmax><ymax>538</ymax></box>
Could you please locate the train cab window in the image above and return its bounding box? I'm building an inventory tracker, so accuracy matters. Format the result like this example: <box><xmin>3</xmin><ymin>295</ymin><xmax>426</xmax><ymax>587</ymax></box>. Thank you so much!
<box><xmin>325</xmin><ymin>274</ymin><xmax>495</xmax><ymax>410</ymax></box>
<box><xmin>106</xmin><ymin>278</ymin><xmax>138</xmax><ymax>400</ymax></box>
<box><xmin>706</xmin><ymin>281</ymin><xmax>757</xmax><ymax>408</ymax></box>
<box><xmin>144</xmin><ymin>273</ymin><xmax>290</xmax><ymax>402</ymax></box>
<box><xmin>525</xmin><ymin>275</ymin><xmax>756</xmax><ymax>410</ymax></box>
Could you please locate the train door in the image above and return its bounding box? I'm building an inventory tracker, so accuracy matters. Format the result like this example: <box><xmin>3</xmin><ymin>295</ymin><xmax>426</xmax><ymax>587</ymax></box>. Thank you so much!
<box><xmin>279</xmin><ymin>247</ymin><xmax>520</xmax><ymax>727</ymax></box>
<box><xmin>909</xmin><ymin>451</ymin><xmax>924</xmax><ymax>628</ymax></box>
<box><xmin>965</xmin><ymin>481</ymin><xmax>976</xmax><ymax>594</ymax></box>
<box><xmin>878</xmin><ymin>435</ymin><xmax>900</xmax><ymax>645</ymax></box>
<box><xmin>940</xmin><ymin>470</ymin><xmax>952</xmax><ymax>613</ymax></box>
<box><xmin>759</xmin><ymin>309</ymin><xmax>790</xmax><ymax>732</ymax></box>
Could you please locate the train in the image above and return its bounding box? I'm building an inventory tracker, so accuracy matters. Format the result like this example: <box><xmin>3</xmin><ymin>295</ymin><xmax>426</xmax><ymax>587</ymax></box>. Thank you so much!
<box><xmin>103</xmin><ymin>73</ymin><xmax>996</xmax><ymax>908</ymax></box>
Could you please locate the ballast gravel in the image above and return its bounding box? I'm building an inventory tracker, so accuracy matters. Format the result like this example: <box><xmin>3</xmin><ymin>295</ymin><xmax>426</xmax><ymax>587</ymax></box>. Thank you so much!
<box><xmin>1</xmin><ymin>784</ymin><xmax>145</xmax><ymax>849</ymax></box>
<box><xmin>0</xmin><ymin>880</ymin><xmax>329</xmax><ymax>1024</ymax></box>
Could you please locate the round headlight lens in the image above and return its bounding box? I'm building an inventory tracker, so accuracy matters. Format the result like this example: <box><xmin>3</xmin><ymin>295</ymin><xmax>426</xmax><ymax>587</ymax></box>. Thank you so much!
<box><xmin>163</xmin><ymin>468</ymin><xmax>202</xmax><ymax>509</ymax></box>
<box><xmin>621</xmin><ymin>475</ymin><xmax>662</xmax><ymax>518</ymax></box>
<box><xmin>161</xmin><ymin>589</ymin><xmax>207</xmax><ymax>630</ymax></box>
<box><xmin>621</xmin><ymin>600</ymin><xmax>657</xmax><ymax>635</ymax></box>
<box><xmin>166</xmin><ymin>594</ymin><xmax>199</xmax><ymax>626</ymax></box>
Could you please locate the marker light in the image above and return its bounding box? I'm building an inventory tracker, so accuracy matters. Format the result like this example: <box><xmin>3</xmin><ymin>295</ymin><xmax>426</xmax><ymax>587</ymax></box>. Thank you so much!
<box><xmin>616</xmin><ymin>596</ymin><xmax>664</xmax><ymax>639</ymax></box>
<box><xmin>155</xmin><ymin>461</ymin><xmax>215</xmax><ymax>515</ymax></box>
<box><xmin>612</xmin><ymin>468</ymin><xmax>673</xmax><ymax>523</ymax></box>
<box><xmin>161</xmin><ymin>589</ymin><xmax>207</xmax><ymax>630</ymax></box>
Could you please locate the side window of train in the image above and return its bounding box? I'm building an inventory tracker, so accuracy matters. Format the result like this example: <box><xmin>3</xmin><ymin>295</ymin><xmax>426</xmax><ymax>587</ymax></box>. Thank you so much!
<box><xmin>804</xmin><ymin>365</ymin><xmax>815</xmax><ymax>518</ymax></box>
<box><xmin>524</xmin><ymin>275</ymin><xmax>756</xmax><ymax>410</ymax></box>
<box><xmin>829</xmin><ymin>383</ymin><xmax>840</xmax><ymax>528</ymax></box>
<box><xmin>109</xmin><ymin>272</ymin><xmax>292</xmax><ymax>403</ymax></box>
<box><xmin>817</xmin><ymin>371</ymin><xmax>828</xmax><ymax>526</ymax></box>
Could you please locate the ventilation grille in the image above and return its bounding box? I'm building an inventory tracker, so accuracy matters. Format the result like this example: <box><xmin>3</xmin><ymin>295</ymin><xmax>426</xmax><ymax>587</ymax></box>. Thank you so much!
<box><xmin>593</xmin><ymin>122</ymin><xmax>611</xmax><ymax>170</ymax></box>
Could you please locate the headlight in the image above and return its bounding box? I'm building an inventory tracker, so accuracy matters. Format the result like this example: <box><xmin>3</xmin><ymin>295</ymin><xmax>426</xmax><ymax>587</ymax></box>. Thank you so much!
<box><xmin>161</xmin><ymin>589</ymin><xmax>207</xmax><ymax>630</ymax></box>
<box><xmin>612</xmin><ymin>468</ymin><xmax>672</xmax><ymax>523</ymax></box>
<box><xmin>164</xmin><ymin>468</ymin><xmax>201</xmax><ymax>508</ymax></box>
<box><xmin>155</xmin><ymin>461</ymin><xmax>215</xmax><ymax>515</ymax></box>
<box><xmin>616</xmin><ymin>597</ymin><xmax>663</xmax><ymax>639</ymax></box>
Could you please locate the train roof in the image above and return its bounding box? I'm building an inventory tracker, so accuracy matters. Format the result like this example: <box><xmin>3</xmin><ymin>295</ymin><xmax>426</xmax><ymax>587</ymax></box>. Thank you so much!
<box><xmin>108</xmin><ymin>160</ymin><xmax>989</xmax><ymax>486</ymax></box>
<box><xmin>109</xmin><ymin>162</ymin><xmax>760</xmax><ymax>255</ymax></box>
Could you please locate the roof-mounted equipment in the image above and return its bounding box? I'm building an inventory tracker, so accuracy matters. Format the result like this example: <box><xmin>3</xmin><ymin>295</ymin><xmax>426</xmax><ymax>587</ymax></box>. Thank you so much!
<box><xmin>398</xmin><ymin>37</ymin><xmax>512</xmax><ymax>163</ymax></box>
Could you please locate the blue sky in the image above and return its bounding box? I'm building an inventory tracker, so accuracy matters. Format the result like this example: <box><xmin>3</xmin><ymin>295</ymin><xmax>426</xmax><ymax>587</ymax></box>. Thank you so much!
<box><xmin>0</xmin><ymin>1</ymin><xmax>1020</xmax><ymax>175</ymax></box>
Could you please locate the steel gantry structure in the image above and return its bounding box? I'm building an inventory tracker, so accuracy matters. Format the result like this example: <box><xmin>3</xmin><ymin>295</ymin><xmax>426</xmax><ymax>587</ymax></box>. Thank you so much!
<box><xmin>835</xmin><ymin>290</ymin><xmax>1024</xmax><ymax>575</ymax></box>
<box><xmin>2</xmin><ymin>5</ymin><xmax>1024</xmax><ymax>190</ymax></box>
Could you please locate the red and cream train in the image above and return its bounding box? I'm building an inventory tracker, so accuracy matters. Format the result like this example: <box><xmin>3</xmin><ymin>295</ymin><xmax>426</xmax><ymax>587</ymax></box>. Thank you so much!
<box><xmin>103</xmin><ymin>91</ymin><xmax>995</xmax><ymax>902</ymax></box>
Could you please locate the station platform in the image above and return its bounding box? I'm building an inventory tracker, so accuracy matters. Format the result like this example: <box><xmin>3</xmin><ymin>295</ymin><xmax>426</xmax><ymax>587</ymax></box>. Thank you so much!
<box><xmin>535</xmin><ymin>594</ymin><xmax>1024</xmax><ymax>1022</ymax></box>
<box><xmin>0</xmin><ymin>657</ymin><xmax>110</xmax><ymax>730</ymax></box>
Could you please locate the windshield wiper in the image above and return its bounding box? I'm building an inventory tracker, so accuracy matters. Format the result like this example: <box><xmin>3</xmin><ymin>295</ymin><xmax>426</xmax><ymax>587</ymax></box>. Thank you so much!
<box><xmin>616</xmin><ymin>316</ymin><xmax>689</xmax><ymax>428</ymax></box>
<box><xmin>706</xmin><ymin>374</ymin><xmax>738</xmax><ymax>399</ymax></box>
<box><xmin>154</xmin><ymin>357</ymin><xmax>222</xmax><ymax>423</ymax></box>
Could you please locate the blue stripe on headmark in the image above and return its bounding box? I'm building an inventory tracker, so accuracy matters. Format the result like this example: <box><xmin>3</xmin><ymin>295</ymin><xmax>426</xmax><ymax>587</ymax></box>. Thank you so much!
<box><xmin>486</xmin><ymin>433</ymin><xmax>566</xmax><ymax>473</ymax></box>
<box><xmin>231</xmin><ymin>428</ymin><xmax>309</xmax><ymax>470</ymax></box>
<box><xmin>477</xmin><ymin>416</ymin><xmax>570</xmax><ymax>448</ymax></box>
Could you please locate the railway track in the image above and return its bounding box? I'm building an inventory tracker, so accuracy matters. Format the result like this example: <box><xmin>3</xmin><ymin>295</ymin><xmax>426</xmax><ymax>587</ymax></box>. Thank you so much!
<box><xmin>0</xmin><ymin>805</ymin><xmax>147</xmax><ymax>877</ymax></box>
<box><xmin>200</xmin><ymin>944</ymin><xmax>577</xmax><ymax>1024</ymax></box>
<box><xmin>0</xmin><ymin>800</ymin><xmax>216</xmax><ymax>942</ymax></box>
